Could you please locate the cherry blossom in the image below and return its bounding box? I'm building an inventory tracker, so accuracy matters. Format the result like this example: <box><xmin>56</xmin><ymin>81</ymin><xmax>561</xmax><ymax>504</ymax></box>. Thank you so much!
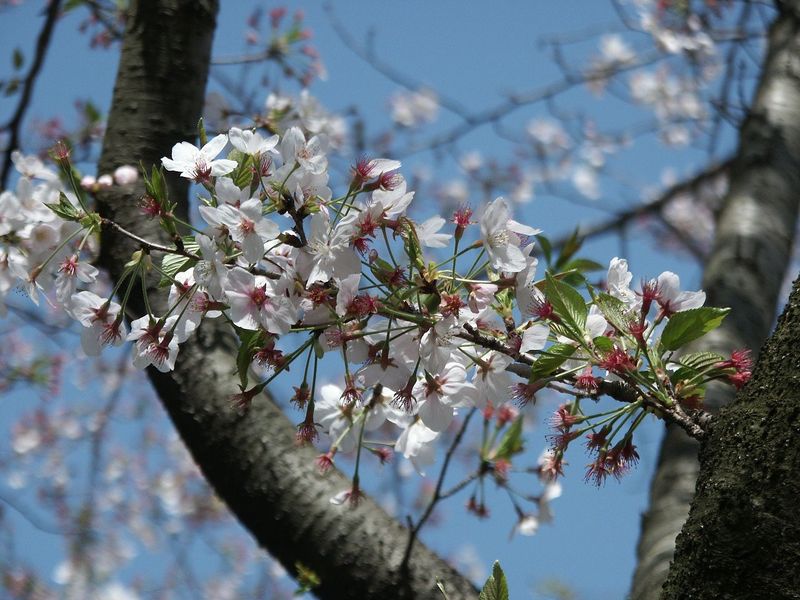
<box><xmin>70</xmin><ymin>291</ymin><xmax>127</xmax><ymax>356</ymax></box>
<box><xmin>413</xmin><ymin>362</ymin><xmax>475</xmax><ymax>432</ymax></box>
<box><xmin>480</xmin><ymin>197</ymin><xmax>540</xmax><ymax>273</ymax></box>
<box><xmin>224</xmin><ymin>267</ymin><xmax>297</xmax><ymax>335</ymax></box>
<box><xmin>161</xmin><ymin>134</ymin><xmax>237</xmax><ymax>183</ymax></box>
<box><xmin>228</xmin><ymin>127</ymin><xmax>279</xmax><ymax>156</ymax></box>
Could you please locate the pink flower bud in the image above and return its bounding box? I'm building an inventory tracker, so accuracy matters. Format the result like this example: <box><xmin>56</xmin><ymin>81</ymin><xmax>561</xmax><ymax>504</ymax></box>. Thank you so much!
<box><xmin>113</xmin><ymin>165</ymin><xmax>139</xmax><ymax>185</ymax></box>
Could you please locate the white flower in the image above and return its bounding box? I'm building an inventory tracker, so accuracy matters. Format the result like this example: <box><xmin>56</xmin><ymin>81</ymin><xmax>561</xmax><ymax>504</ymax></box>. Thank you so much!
<box><xmin>279</xmin><ymin>126</ymin><xmax>328</xmax><ymax>175</ymax></box>
<box><xmin>473</xmin><ymin>351</ymin><xmax>515</xmax><ymax>408</ymax></box>
<box><xmin>468</xmin><ymin>283</ymin><xmax>498</xmax><ymax>313</ymax></box>
<box><xmin>167</xmin><ymin>268</ymin><xmax>220</xmax><ymax>341</ymax></box>
<box><xmin>228</xmin><ymin>127</ymin><xmax>279</xmax><ymax>156</ymax></box>
<box><xmin>416</xmin><ymin>216</ymin><xmax>451</xmax><ymax>248</ymax></box>
<box><xmin>201</xmin><ymin>198</ymin><xmax>279</xmax><ymax>264</ymax></box>
<box><xmin>334</xmin><ymin>273</ymin><xmax>361</xmax><ymax>317</ymax></box>
<box><xmin>419</xmin><ymin>315</ymin><xmax>457</xmax><ymax>373</ymax></box>
<box><xmin>480</xmin><ymin>197</ymin><xmax>540</xmax><ymax>273</ymax></box>
<box><xmin>11</xmin><ymin>151</ymin><xmax>59</xmax><ymax>183</ymax></box>
<box><xmin>194</xmin><ymin>234</ymin><xmax>228</xmax><ymax>300</ymax></box>
<box><xmin>161</xmin><ymin>134</ymin><xmax>237</xmax><ymax>182</ymax></box>
<box><xmin>512</xmin><ymin>514</ymin><xmax>539</xmax><ymax>537</ymax></box>
<box><xmin>599</xmin><ymin>34</ymin><xmax>635</xmax><ymax>65</ymax></box>
<box><xmin>280</xmin><ymin>167</ymin><xmax>332</xmax><ymax>211</ymax></box>
<box><xmin>55</xmin><ymin>255</ymin><xmax>98</xmax><ymax>307</ymax></box>
<box><xmin>655</xmin><ymin>271</ymin><xmax>705</xmax><ymax>316</ymax></box>
<box><xmin>370</xmin><ymin>178</ymin><xmax>414</xmax><ymax>219</ymax></box>
<box><xmin>573</xmin><ymin>164</ymin><xmax>600</xmax><ymax>200</ymax></box>
<box><xmin>224</xmin><ymin>267</ymin><xmax>297</xmax><ymax>334</ymax></box>
<box><xmin>607</xmin><ymin>257</ymin><xmax>640</xmax><ymax>310</ymax></box>
<box><xmin>389</xmin><ymin>89</ymin><xmax>439</xmax><ymax>128</ymax></box>
<box><xmin>71</xmin><ymin>291</ymin><xmax>127</xmax><ymax>355</ymax></box>
<box><xmin>413</xmin><ymin>362</ymin><xmax>475</xmax><ymax>432</ymax></box>
<box><xmin>316</xmin><ymin>383</ymin><xmax>391</xmax><ymax>453</ymax></box>
<box><xmin>212</xmin><ymin>176</ymin><xmax>251</xmax><ymax>207</ymax></box>
<box><xmin>127</xmin><ymin>315</ymin><xmax>181</xmax><ymax>373</ymax></box>
<box><xmin>520</xmin><ymin>322</ymin><xmax>549</xmax><ymax>355</ymax></box>
<box><xmin>301</xmin><ymin>212</ymin><xmax>360</xmax><ymax>285</ymax></box>
<box><xmin>395</xmin><ymin>420</ymin><xmax>440</xmax><ymax>475</ymax></box>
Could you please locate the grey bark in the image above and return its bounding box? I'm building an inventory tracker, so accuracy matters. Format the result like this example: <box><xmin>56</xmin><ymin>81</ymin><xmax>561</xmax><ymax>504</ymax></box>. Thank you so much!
<box><xmin>631</xmin><ymin>3</ymin><xmax>800</xmax><ymax>598</ymax></box>
<box><xmin>95</xmin><ymin>1</ymin><xmax>478</xmax><ymax>598</ymax></box>
<box><xmin>661</xmin><ymin>276</ymin><xmax>800</xmax><ymax>599</ymax></box>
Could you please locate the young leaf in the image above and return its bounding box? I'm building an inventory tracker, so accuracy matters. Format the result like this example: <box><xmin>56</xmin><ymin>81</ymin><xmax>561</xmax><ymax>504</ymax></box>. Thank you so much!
<box><xmin>554</xmin><ymin>227</ymin><xmax>582</xmax><ymax>270</ymax></box>
<box><xmin>677</xmin><ymin>351</ymin><xmax>726</xmax><ymax>371</ymax></box>
<box><xmin>229</xmin><ymin>150</ymin><xmax>255</xmax><ymax>189</ymax></box>
<box><xmin>12</xmin><ymin>47</ymin><xmax>23</xmax><ymax>70</ymax></box>
<box><xmin>235</xmin><ymin>328</ymin><xmax>261</xmax><ymax>389</ymax></box>
<box><xmin>536</xmin><ymin>234</ymin><xmax>553</xmax><ymax>266</ymax></box>
<box><xmin>560</xmin><ymin>257</ymin><xmax>605</xmax><ymax>274</ymax></box>
<box><xmin>158</xmin><ymin>237</ymin><xmax>199</xmax><ymax>287</ymax></box>
<box><xmin>544</xmin><ymin>272</ymin><xmax>587</xmax><ymax>333</ymax></box>
<box><xmin>660</xmin><ymin>307</ymin><xmax>730</xmax><ymax>351</ymax></box>
<box><xmin>479</xmin><ymin>561</ymin><xmax>509</xmax><ymax>600</ymax></box>
<box><xmin>592</xmin><ymin>336</ymin><xmax>615</xmax><ymax>353</ymax></box>
<box><xmin>529</xmin><ymin>342</ymin><xmax>576</xmax><ymax>381</ymax></box>
<box><xmin>493</xmin><ymin>416</ymin><xmax>523</xmax><ymax>461</ymax></box>
<box><xmin>293</xmin><ymin>561</ymin><xmax>320</xmax><ymax>595</ymax></box>
<box><xmin>594</xmin><ymin>293</ymin><xmax>634</xmax><ymax>335</ymax></box>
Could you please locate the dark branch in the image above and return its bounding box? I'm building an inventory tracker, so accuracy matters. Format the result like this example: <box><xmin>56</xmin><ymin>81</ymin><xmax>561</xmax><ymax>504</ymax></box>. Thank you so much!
<box><xmin>1</xmin><ymin>0</ymin><xmax>63</xmax><ymax>189</ymax></box>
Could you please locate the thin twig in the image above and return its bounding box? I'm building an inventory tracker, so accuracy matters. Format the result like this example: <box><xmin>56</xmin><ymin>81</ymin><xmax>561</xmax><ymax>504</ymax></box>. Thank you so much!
<box><xmin>1</xmin><ymin>0</ymin><xmax>64</xmax><ymax>188</ymax></box>
<box><xmin>550</xmin><ymin>158</ymin><xmax>731</xmax><ymax>252</ymax></box>
<box><xmin>100</xmin><ymin>218</ymin><xmax>200</xmax><ymax>260</ymax></box>
<box><xmin>402</xmin><ymin>408</ymin><xmax>476</xmax><ymax>568</ymax></box>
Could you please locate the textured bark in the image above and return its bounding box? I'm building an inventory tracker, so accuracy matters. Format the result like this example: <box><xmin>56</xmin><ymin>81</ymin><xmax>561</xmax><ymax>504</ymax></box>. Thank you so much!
<box><xmin>630</xmin><ymin>3</ymin><xmax>800</xmax><ymax>598</ymax></box>
<box><xmin>96</xmin><ymin>2</ymin><xmax>478</xmax><ymax>599</ymax></box>
<box><xmin>660</xmin><ymin>277</ymin><xmax>800</xmax><ymax>599</ymax></box>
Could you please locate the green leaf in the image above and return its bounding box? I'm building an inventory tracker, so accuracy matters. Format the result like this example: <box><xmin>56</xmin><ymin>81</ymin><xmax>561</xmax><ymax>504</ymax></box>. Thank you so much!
<box><xmin>529</xmin><ymin>342</ymin><xmax>576</xmax><ymax>381</ymax></box>
<box><xmin>560</xmin><ymin>257</ymin><xmax>604</xmax><ymax>274</ymax></box>
<box><xmin>228</xmin><ymin>150</ymin><xmax>254</xmax><ymax>189</ymax></box>
<box><xmin>198</xmin><ymin>117</ymin><xmax>208</xmax><ymax>147</ymax></box>
<box><xmin>536</xmin><ymin>234</ymin><xmax>552</xmax><ymax>266</ymax></box>
<box><xmin>669</xmin><ymin>365</ymin><xmax>701</xmax><ymax>386</ymax></box>
<box><xmin>594</xmin><ymin>293</ymin><xmax>634</xmax><ymax>335</ymax></box>
<box><xmin>402</xmin><ymin>220</ymin><xmax>425</xmax><ymax>273</ymax></box>
<box><xmin>493</xmin><ymin>416</ymin><xmax>523</xmax><ymax>461</ymax></box>
<box><xmin>63</xmin><ymin>0</ymin><xmax>87</xmax><ymax>13</ymax></box>
<box><xmin>158</xmin><ymin>236</ymin><xmax>199</xmax><ymax>286</ymax></box>
<box><xmin>480</xmin><ymin>561</ymin><xmax>509</xmax><ymax>600</ymax></box>
<box><xmin>83</xmin><ymin>101</ymin><xmax>101</xmax><ymax>124</ymax></box>
<box><xmin>12</xmin><ymin>47</ymin><xmax>23</xmax><ymax>70</ymax></box>
<box><xmin>235</xmin><ymin>328</ymin><xmax>262</xmax><ymax>389</ymax></box>
<box><xmin>44</xmin><ymin>192</ymin><xmax>80</xmax><ymax>222</ymax></box>
<box><xmin>677</xmin><ymin>351</ymin><xmax>726</xmax><ymax>371</ymax></box>
<box><xmin>660</xmin><ymin>307</ymin><xmax>730</xmax><ymax>351</ymax></box>
<box><xmin>293</xmin><ymin>561</ymin><xmax>320</xmax><ymax>595</ymax></box>
<box><xmin>4</xmin><ymin>78</ymin><xmax>19</xmax><ymax>96</ymax></box>
<box><xmin>592</xmin><ymin>336</ymin><xmax>614</xmax><ymax>353</ymax></box>
<box><xmin>544</xmin><ymin>272</ymin><xmax>587</xmax><ymax>334</ymax></box>
<box><xmin>554</xmin><ymin>227</ymin><xmax>583</xmax><ymax>270</ymax></box>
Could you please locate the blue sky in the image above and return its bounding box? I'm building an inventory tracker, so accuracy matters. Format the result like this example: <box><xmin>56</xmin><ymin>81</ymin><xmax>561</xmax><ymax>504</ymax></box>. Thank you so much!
<box><xmin>0</xmin><ymin>1</ymin><xmax>732</xmax><ymax>598</ymax></box>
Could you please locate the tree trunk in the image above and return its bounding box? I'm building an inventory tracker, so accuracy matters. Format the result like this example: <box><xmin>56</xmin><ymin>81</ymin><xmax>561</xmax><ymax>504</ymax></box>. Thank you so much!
<box><xmin>660</xmin><ymin>276</ymin><xmax>800</xmax><ymax>599</ymax></box>
<box><xmin>630</xmin><ymin>3</ymin><xmax>800</xmax><ymax>597</ymax></box>
<box><xmin>95</xmin><ymin>1</ymin><xmax>477</xmax><ymax>598</ymax></box>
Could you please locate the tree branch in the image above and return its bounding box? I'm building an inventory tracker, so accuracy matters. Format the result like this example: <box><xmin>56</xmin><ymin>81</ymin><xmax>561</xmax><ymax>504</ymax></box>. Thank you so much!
<box><xmin>1</xmin><ymin>0</ymin><xmax>63</xmax><ymax>189</ymax></box>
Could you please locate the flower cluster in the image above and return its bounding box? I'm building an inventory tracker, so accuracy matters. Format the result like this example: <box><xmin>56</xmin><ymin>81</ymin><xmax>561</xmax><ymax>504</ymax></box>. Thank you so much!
<box><xmin>0</xmin><ymin>102</ymin><xmax>747</xmax><ymax>516</ymax></box>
